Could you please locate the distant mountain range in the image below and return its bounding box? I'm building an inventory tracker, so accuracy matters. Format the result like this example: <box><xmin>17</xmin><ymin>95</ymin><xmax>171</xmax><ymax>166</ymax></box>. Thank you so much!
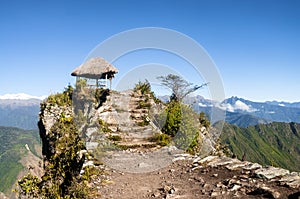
<box><xmin>1</xmin><ymin>93</ymin><xmax>300</xmax><ymax>129</ymax></box>
<box><xmin>222</xmin><ymin>96</ymin><xmax>300</xmax><ymax>122</ymax></box>
<box><xmin>185</xmin><ymin>96</ymin><xmax>300</xmax><ymax>127</ymax></box>
<box><xmin>0</xmin><ymin>94</ymin><xmax>44</xmax><ymax>130</ymax></box>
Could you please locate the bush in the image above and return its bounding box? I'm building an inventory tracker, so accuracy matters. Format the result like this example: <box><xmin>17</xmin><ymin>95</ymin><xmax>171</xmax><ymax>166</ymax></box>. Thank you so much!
<box><xmin>17</xmin><ymin>173</ymin><xmax>40</xmax><ymax>198</ymax></box>
<box><xmin>161</xmin><ymin>101</ymin><xmax>182</xmax><ymax>137</ymax></box>
<box><xmin>17</xmin><ymin>116</ymin><xmax>88</xmax><ymax>198</ymax></box>
<box><xmin>134</xmin><ymin>80</ymin><xmax>151</xmax><ymax>95</ymax></box>
<box><xmin>134</xmin><ymin>80</ymin><xmax>161</xmax><ymax>104</ymax></box>
<box><xmin>149</xmin><ymin>133</ymin><xmax>171</xmax><ymax>146</ymax></box>
<box><xmin>137</xmin><ymin>99</ymin><xmax>151</xmax><ymax>109</ymax></box>
<box><xmin>98</xmin><ymin>119</ymin><xmax>111</xmax><ymax>133</ymax></box>
<box><xmin>45</xmin><ymin>85</ymin><xmax>74</xmax><ymax>107</ymax></box>
<box><xmin>199</xmin><ymin>112</ymin><xmax>210</xmax><ymax>128</ymax></box>
<box><xmin>160</xmin><ymin>101</ymin><xmax>202</xmax><ymax>154</ymax></box>
<box><xmin>108</xmin><ymin>135</ymin><xmax>122</xmax><ymax>142</ymax></box>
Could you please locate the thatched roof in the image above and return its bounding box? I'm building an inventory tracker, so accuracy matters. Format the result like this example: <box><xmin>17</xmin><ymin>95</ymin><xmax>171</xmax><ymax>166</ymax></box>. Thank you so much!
<box><xmin>71</xmin><ymin>57</ymin><xmax>118</xmax><ymax>79</ymax></box>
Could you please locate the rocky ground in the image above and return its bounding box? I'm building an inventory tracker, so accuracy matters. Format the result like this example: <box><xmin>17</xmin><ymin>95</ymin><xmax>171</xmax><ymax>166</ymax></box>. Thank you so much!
<box><xmin>92</xmin><ymin>155</ymin><xmax>300</xmax><ymax>199</ymax></box>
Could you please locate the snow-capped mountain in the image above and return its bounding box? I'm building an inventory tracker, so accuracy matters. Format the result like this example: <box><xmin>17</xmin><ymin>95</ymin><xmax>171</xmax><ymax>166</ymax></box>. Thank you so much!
<box><xmin>0</xmin><ymin>93</ymin><xmax>47</xmax><ymax>100</ymax></box>
<box><xmin>188</xmin><ymin>96</ymin><xmax>300</xmax><ymax>126</ymax></box>
<box><xmin>0</xmin><ymin>93</ymin><xmax>46</xmax><ymax>129</ymax></box>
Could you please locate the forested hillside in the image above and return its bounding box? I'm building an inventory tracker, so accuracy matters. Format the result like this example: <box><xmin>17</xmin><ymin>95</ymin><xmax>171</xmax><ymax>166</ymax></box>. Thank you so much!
<box><xmin>220</xmin><ymin>122</ymin><xmax>300</xmax><ymax>171</ymax></box>
<box><xmin>0</xmin><ymin>126</ymin><xmax>41</xmax><ymax>194</ymax></box>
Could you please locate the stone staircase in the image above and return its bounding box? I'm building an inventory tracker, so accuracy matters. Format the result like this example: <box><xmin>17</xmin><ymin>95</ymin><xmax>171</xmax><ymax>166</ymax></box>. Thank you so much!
<box><xmin>97</xmin><ymin>90</ymin><xmax>161</xmax><ymax>150</ymax></box>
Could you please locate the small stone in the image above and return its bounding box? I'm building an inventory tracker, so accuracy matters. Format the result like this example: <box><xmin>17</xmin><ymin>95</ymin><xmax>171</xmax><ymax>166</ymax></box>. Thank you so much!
<box><xmin>212</xmin><ymin>173</ymin><xmax>218</xmax><ymax>177</ymax></box>
<box><xmin>230</xmin><ymin>184</ymin><xmax>241</xmax><ymax>191</ymax></box>
<box><xmin>211</xmin><ymin>191</ymin><xmax>219</xmax><ymax>197</ymax></box>
<box><xmin>169</xmin><ymin>187</ymin><xmax>175</xmax><ymax>194</ymax></box>
<box><xmin>243</xmin><ymin>162</ymin><xmax>262</xmax><ymax>170</ymax></box>
<box><xmin>172</xmin><ymin>156</ymin><xmax>186</xmax><ymax>162</ymax></box>
<box><xmin>244</xmin><ymin>170</ymin><xmax>251</xmax><ymax>175</ymax></box>
<box><xmin>194</xmin><ymin>176</ymin><xmax>204</xmax><ymax>184</ymax></box>
<box><xmin>152</xmin><ymin>192</ymin><xmax>160</xmax><ymax>197</ymax></box>
<box><xmin>240</xmin><ymin>175</ymin><xmax>249</xmax><ymax>179</ymax></box>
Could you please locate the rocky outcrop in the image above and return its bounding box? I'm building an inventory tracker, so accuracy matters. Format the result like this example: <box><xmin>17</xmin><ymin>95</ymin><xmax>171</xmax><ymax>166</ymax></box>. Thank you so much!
<box><xmin>190</xmin><ymin>155</ymin><xmax>300</xmax><ymax>198</ymax></box>
<box><xmin>38</xmin><ymin>102</ymin><xmax>72</xmax><ymax>162</ymax></box>
<box><xmin>99</xmin><ymin>155</ymin><xmax>300</xmax><ymax>198</ymax></box>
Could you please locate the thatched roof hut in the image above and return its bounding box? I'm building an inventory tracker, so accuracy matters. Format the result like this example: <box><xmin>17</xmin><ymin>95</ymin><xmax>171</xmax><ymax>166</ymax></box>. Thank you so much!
<box><xmin>71</xmin><ymin>57</ymin><xmax>118</xmax><ymax>89</ymax></box>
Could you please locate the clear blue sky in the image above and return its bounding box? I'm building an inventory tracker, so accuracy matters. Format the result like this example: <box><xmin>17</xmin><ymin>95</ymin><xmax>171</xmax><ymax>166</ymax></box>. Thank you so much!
<box><xmin>0</xmin><ymin>0</ymin><xmax>299</xmax><ymax>102</ymax></box>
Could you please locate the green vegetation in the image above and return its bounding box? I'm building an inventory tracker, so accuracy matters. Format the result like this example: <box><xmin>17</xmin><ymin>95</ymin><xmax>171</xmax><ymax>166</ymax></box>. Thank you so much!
<box><xmin>108</xmin><ymin>135</ymin><xmax>122</xmax><ymax>142</ymax></box>
<box><xmin>220</xmin><ymin>122</ymin><xmax>300</xmax><ymax>171</ymax></box>
<box><xmin>0</xmin><ymin>126</ymin><xmax>40</xmax><ymax>194</ymax></box>
<box><xmin>136</xmin><ymin>115</ymin><xmax>150</xmax><ymax>127</ymax></box>
<box><xmin>150</xmin><ymin>75</ymin><xmax>211</xmax><ymax>154</ymax></box>
<box><xmin>134</xmin><ymin>80</ymin><xmax>161</xmax><ymax>104</ymax></box>
<box><xmin>154</xmin><ymin>101</ymin><xmax>206</xmax><ymax>154</ymax></box>
<box><xmin>199</xmin><ymin>112</ymin><xmax>210</xmax><ymax>128</ymax></box>
<box><xmin>17</xmin><ymin>87</ymin><xmax>98</xmax><ymax>198</ymax></box>
<box><xmin>134</xmin><ymin>80</ymin><xmax>151</xmax><ymax>95</ymax></box>
<box><xmin>43</xmin><ymin>85</ymin><xmax>73</xmax><ymax>109</ymax></box>
<box><xmin>17</xmin><ymin>116</ymin><xmax>91</xmax><ymax>198</ymax></box>
<box><xmin>137</xmin><ymin>98</ymin><xmax>151</xmax><ymax>109</ymax></box>
<box><xmin>161</xmin><ymin>101</ymin><xmax>182</xmax><ymax>137</ymax></box>
<box><xmin>149</xmin><ymin>133</ymin><xmax>172</xmax><ymax>146</ymax></box>
<box><xmin>98</xmin><ymin>119</ymin><xmax>112</xmax><ymax>133</ymax></box>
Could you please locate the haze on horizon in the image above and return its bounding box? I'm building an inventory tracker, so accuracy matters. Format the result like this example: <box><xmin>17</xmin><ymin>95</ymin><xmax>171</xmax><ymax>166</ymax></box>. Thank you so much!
<box><xmin>0</xmin><ymin>0</ymin><xmax>299</xmax><ymax>102</ymax></box>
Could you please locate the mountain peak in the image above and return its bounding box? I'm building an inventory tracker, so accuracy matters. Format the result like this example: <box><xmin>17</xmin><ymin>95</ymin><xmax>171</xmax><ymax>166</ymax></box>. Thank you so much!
<box><xmin>0</xmin><ymin>93</ymin><xmax>46</xmax><ymax>100</ymax></box>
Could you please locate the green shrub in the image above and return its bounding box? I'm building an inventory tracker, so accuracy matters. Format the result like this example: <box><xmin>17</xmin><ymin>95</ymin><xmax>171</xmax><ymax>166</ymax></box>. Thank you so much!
<box><xmin>17</xmin><ymin>117</ymin><xmax>89</xmax><ymax>198</ymax></box>
<box><xmin>199</xmin><ymin>112</ymin><xmax>210</xmax><ymax>128</ymax></box>
<box><xmin>136</xmin><ymin>115</ymin><xmax>150</xmax><ymax>127</ymax></box>
<box><xmin>17</xmin><ymin>173</ymin><xmax>41</xmax><ymax>198</ymax></box>
<box><xmin>45</xmin><ymin>85</ymin><xmax>74</xmax><ymax>108</ymax></box>
<box><xmin>160</xmin><ymin>101</ymin><xmax>202</xmax><ymax>154</ymax></box>
<box><xmin>98</xmin><ymin>119</ymin><xmax>111</xmax><ymax>133</ymax></box>
<box><xmin>134</xmin><ymin>80</ymin><xmax>161</xmax><ymax>104</ymax></box>
<box><xmin>134</xmin><ymin>80</ymin><xmax>151</xmax><ymax>95</ymax></box>
<box><xmin>137</xmin><ymin>99</ymin><xmax>151</xmax><ymax>109</ymax></box>
<box><xmin>149</xmin><ymin>133</ymin><xmax>171</xmax><ymax>146</ymax></box>
<box><xmin>108</xmin><ymin>135</ymin><xmax>122</xmax><ymax>142</ymax></box>
<box><xmin>161</xmin><ymin>101</ymin><xmax>182</xmax><ymax>137</ymax></box>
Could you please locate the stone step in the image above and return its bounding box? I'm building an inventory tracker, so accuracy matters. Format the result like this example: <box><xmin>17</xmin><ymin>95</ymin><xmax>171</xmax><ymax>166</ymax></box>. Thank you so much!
<box><xmin>117</xmin><ymin>141</ymin><xmax>157</xmax><ymax>150</ymax></box>
<box><xmin>130</xmin><ymin>109</ymin><xmax>148</xmax><ymax>114</ymax></box>
<box><xmin>123</xmin><ymin>131</ymin><xmax>155</xmax><ymax>140</ymax></box>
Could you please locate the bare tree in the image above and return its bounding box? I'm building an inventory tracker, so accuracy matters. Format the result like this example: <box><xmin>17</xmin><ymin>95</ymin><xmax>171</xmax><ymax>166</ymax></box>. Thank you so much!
<box><xmin>157</xmin><ymin>74</ymin><xmax>208</xmax><ymax>102</ymax></box>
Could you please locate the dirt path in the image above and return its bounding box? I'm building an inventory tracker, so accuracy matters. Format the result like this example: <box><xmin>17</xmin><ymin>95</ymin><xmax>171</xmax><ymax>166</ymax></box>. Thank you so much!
<box><xmin>97</xmin><ymin>157</ymin><xmax>300</xmax><ymax>199</ymax></box>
